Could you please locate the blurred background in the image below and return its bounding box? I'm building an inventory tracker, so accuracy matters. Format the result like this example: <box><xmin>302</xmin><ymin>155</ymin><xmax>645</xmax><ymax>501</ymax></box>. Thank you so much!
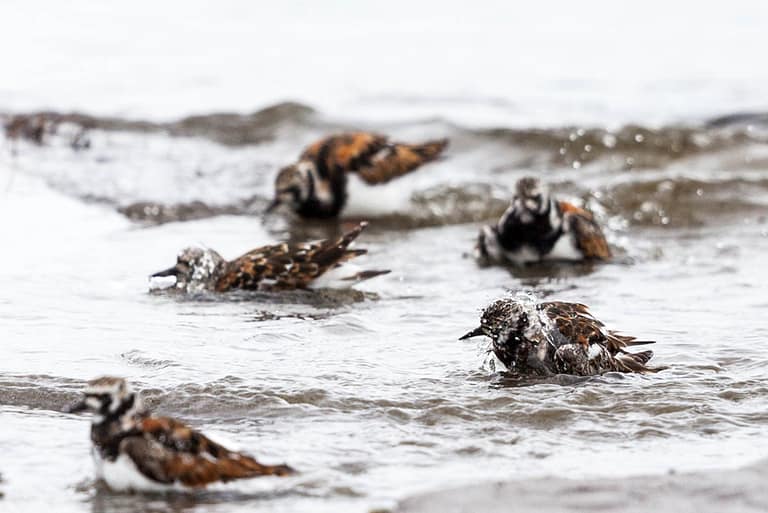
<box><xmin>3</xmin><ymin>0</ymin><xmax>768</xmax><ymax>125</ymax></box>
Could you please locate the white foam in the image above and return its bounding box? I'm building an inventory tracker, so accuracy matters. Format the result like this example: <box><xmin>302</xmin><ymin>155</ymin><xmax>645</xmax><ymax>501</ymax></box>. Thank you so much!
<box><xmin>341</xmin><ymin>175</ymin><xmax>413</xmax><ymax>218</ymax></box>
<box><xmin>542</xmin><ymin>234</ymin><xmax>583</xmax><ymax>262</ymax></box>
<box><xmin>311</xmin><ymin>263</ymin><xmax>364</xmax><ymax>289</ymax></box>
<box><xmin>147</xmin><ymin>275</ymin><xmax>177</xmax><ymax>291</ymax></box>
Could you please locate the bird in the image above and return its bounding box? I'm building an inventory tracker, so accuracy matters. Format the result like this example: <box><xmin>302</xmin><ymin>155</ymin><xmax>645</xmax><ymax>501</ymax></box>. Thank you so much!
<box><xmin>266</xmin><ymin>132</ymin><xmax>448</xmax><ymax>218</ymax></box>
<box><xmin>460</xmin><ymin>297</ymin><xmax>660</xmax><ymax>376</ymax></box>
<box><xmin>3</xmin><ymin>113</ymin><xmax>90</xmax><ymax>151</ymax></box>
<box><xmin>474</xmin><ymin>177</ymin><xmax>611</xmax><ymax>265</ymax></box>
<box><xmin>149</xmin><ymin>221</ymin><xmax>390</xmax><ymax>294</ymax></box>
<box><xmin>65</xmin><ymin>376</ymin><xmax>295</xmax><ymax>492</ymax></box>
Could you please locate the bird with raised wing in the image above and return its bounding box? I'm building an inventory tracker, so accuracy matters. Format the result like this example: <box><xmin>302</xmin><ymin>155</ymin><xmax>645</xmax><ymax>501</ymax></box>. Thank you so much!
<box><xmin>267</xmin><ymin>132</ymin><xmax>448</xmax><ymax>218</ymax></box>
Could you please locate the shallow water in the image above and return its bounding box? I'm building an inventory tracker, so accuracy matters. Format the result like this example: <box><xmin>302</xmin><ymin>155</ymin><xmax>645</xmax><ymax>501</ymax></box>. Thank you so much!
<box><xmin>2</xmin><ymin>106</ymin><xmax>768</xmax><ymax>513</ymax></box>
<box><xmin>3</xmin><ymin>2</ymin><xmax>768</xmax><ymax>511</ymax></box>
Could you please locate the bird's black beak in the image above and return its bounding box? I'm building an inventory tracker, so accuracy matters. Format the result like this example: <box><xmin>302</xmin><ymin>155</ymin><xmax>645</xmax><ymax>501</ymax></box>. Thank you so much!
<box><xmin>459</xmin><ymin>326</ymin><xmax>485</xmax><ymax>340</ymax></box>
<box><xmin>64</xmin><ymin>398</ymin><xmax>88</xmax><ymax>414</ymax></box>
<box><xmin>151</xmin><ymin>266</ymin><xmax>179</xmax><ymax>278</ymax></box>
<box><xmin>264</xmin><ymin>198</ymin><xmax>281</xmax><ymax>214</ymax></box>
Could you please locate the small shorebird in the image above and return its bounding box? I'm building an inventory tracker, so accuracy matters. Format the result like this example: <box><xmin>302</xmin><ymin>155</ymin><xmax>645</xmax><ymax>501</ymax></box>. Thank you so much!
<box><xmin>3</xmin><ymin>113</ymin><xmax>90</xmax><ymax>152</ymax></box>
<box><xmin>149</xmin><ymin>222</ymin><xmax>389</xmax><ymax>294</ymax></box>
<box><xmin>460</xmin><ymin>297</ymin><xmax>659</xmax><ymax>376</ymax></box>
<box><xmin>66</xmin><ymin>377</ymin><xmax>294</xmax><ymax>492</ymax></box>
<box><xmin>475</xmin><ymin>177</ymin><xmax>611</xmax><ymax>265</ymax></box>
<box><xmin>267</xmin><ymin>132</ymin><xmax>448</xmax><ymax>218</ymax></box>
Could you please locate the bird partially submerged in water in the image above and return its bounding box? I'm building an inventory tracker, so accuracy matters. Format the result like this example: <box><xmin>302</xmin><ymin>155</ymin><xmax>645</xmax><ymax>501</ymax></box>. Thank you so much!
<box><xmin>267</xmin><ymin>132</ymin><xmax>448</xmax><ymax>218</ymax></box>
<box><xmin>65</xmin><ymin>376</ymin><xmax>295</xmax><ymax>492</ymax></box>
<box><xmin>460</xmin><ymin>297</ymin><xmax>660</xmax><ymax>376</ymax></box>
<box><xmin>150</xmin><ymin>222</ymin><xmax>389</xmax><ymax>293</ymax></box>
<box><xmin>475</xmin><ymin>177</ymin><xmax>611</xmax><ymax>265</ymax></box>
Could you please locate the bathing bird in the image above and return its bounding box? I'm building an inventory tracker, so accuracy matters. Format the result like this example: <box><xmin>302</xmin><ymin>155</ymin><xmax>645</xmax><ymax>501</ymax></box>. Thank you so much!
<box><xmin>65</xmin><ymin>376</ymin><xmax>295</xmax><ymax>492</ymax></box>
<box><xmin>460</xmin><ymin>297</ymin><xmax>659</xmax><ymax>376</ymax></box>
<box><xmin>475</xmin><ymin>177</ymin><xmax>611</xmax><ymax>265</ymax></box>
<box><xmin>267</xmin><ymin>132</ymin><xmax>448</xmax><ymax>218</ymax></box>
<box><xmin>150</xmin><ymin>222</ymin><xmax>389</xmax><ymax>293</ymax></box>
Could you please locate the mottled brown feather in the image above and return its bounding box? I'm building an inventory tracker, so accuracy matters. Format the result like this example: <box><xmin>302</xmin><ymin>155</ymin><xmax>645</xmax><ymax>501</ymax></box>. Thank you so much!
<box><xmin>299</xmin><ymin>132</ymin><xmax>447</xmax><ymax>184</ymax></box>
<box><xmin>540</xmin><ymin>301</ymin><xmax>645</xmax><ymax>354</ymax></box>
<box><xmin>301</xmin><ymin>132</ymin><xmax>384</xmax><ymax>166</ymax></box>
<box><xmin>301</xmin><ymin>132</ymin><xmax>388</xmax><ymax>180</ymax></box>
<box><xmin>356</xmin><ymin>138</ymin><xmax>448</xmax><ymax>184</ymax></box>
<box><xmin>559</xmin><ymin>201</ymin><xmax>612</xmax><ymax>260</ymax></box>
<box><xmin>120</xmin><ymin>416</ymin><xmax>294</xmax><ymax>487</ymax></box>
<box><xmin>215</xmin><ymin>222</ymin><xmax>371</xmax><ymax>291</ymax></box>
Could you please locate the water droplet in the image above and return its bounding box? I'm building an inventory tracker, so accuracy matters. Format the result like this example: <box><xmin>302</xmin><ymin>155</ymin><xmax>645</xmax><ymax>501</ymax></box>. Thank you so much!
<box><xmin>634</xmin><ymin>133</ymin><xmax>645</xmax><ymax>143</ymax></box>
<box><xmin>572</xmin><ymin>161</ymin><xmax>581</xmax><ymax>169</ymax></box>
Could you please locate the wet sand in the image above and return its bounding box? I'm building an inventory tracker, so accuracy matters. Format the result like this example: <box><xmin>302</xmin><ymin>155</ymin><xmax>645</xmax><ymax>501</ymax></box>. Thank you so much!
<box><xmin>396</xmin><ymin>458</ymin><xmax>768</xmax><ymax>513</ymax></box>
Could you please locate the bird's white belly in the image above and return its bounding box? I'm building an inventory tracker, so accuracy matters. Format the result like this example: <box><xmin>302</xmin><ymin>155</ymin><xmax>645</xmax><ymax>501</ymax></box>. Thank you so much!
<box><xmin>342</xmin><ymin>175</ymin><xmax>412</xmax><ymax>217</ymax></box>
<box><xmin>310</xmin><ymin>264</ymin><xmax>361</xmax><ymax>289</ymax></box>
<box><xmin>502</xmin><ymin>245</ymin><xmax>541</xmax><ymax>265</ymax></box>
<box><xmin>95</xmin><ymin>452</ymin><xmax>176</xmax><ymax>493</ymax></box>
<box><xmin>498</xmin><ymin>235</ymin><xmax>582</xmax><ymax>264</ymax></box>
<box><xmin>542</xmin><ymin>234</ymin><xmax>582</xmax><ymax>261</ymax></box>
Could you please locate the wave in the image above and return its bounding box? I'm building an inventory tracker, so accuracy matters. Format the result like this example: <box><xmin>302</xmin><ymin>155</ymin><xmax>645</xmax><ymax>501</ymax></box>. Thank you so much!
<box><xmin>1</xmin><ymin>101</ymin><xmax>316</xmax><ymax>147</ymax></box>
<box><xmin>4</xmin><ymin>103</ymin><xmax>768</xmax><ymax>229</ymax></box>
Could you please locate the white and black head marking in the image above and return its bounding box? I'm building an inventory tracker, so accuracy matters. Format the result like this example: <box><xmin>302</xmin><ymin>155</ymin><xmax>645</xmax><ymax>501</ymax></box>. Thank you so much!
<box><xmin>66</xmin><ymin>376</ymin><xmax>143</xmax><ymax>424</ymax></box>
<box><xmin>460</xmin><ymin>298</ymin><xmax>551</xmax><ymax>372</ymax></box>
<box><xmin>151</xmin><ymin>247</ymin><xmax>227</xmax><ymax>292</ymax></box>
<box><xmin>267</xmin><ymin>162</ymin><xmax>314</xmax><ymax>212</ymax></box>
<box><xmin>460</xmin><ymin>298</ymin><xmax>531</xmax><ymax>341</ymax></box>
<box><xmin>514</xmin><ymin>177</ymin><xmax>550</xmax><ymax>219</ymax></box>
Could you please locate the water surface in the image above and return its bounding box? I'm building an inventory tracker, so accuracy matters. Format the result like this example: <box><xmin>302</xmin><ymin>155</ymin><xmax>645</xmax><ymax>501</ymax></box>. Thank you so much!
<box><xmin>1</xmin><ymin>105</ymin><xmax>768</xmax><ymax>512</ymax></box>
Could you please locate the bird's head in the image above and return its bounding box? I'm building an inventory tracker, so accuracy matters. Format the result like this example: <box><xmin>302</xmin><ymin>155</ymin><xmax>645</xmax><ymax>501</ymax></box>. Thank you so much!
<box><xmin>266</xmin><ymin>161</ymin><xmax>315</xmax><ymax>213</ymax></box>
<box><xmin>65</xmin><ymin>376</ymin><xmax>144</xmax><ymax>425</ymax></box>
<box><xmin>150</xmin><ymin>247</ymin><xmax>227</xmax><ymax>293</ymax></box>
<box><xmin>460</xmin><ymin>298</ymin><xmax>530</xmax><ymax>341</ymax></box>
<box><xmin>512</xmin><ymin>177</ymin><xmax>551</xmax><ymax>222</ymax></box>
<box><xmin>460</xmin><ymin>297</ymin><xmax>549</xmax><ymax>372</ymax></box>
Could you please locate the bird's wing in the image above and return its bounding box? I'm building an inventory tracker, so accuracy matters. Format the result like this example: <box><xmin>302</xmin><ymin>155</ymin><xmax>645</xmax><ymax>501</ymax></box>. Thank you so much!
<box><xmin>120</xmin><ymin>416</ymin><xmax>293</xmax><ymax>488</ymax></box>
<box><xmin>541</xmin><ymin>301</ymin><xmax>653</xmax><ymax>354</ymax></box>
<box><xmin>540</xmin><ymin>301</ymin><xmax>609</xmax><ymax>349</ymax></box>
<box><xmin>355</xmin><ymin>138</ymin><xmax>448</xmax><ymax>184</ymax></box>
<box><xmin>560</xmin><ymin>201</ymin><xmax>612</xmax><ymax>260</ymax></box>
<box><xmin>217</xmin><ymin>222</ymin><xmax>372</xmax><ymax>290</ymax></box>
<box><xmin>301</xmin><ymin>132</ymin><xmax>389</xmax><ymax>180</ymax></box>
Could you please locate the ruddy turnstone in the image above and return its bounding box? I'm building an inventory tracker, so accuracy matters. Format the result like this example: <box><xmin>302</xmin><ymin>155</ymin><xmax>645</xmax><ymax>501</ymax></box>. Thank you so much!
<box><xmin>65</xmin><ymin>377</ymin><xmax>294</xmax><ymax>492</ymax></box>
<box><xmin>460</xmin><ymin>297</ymin><xmax>659</xmax><ymax>376</ymax></box>
<box><xmin>150</xmin><ymin>221</ymin><xmax>389</xmax><ymax>293</ymax></box>
<box><xmin>267</xmin><ymin>132</ymin><xmax>448</xmax><ymax>218</ymax></box>
<box><xmin>3</xmin><ymin>113</ymin><xmax>90</xmax><ymax>151</ymax></box>
<box><xmin>475</xmin><ymin>177</ymin><xmax>611</xmax><ymax>265</ymax></box>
